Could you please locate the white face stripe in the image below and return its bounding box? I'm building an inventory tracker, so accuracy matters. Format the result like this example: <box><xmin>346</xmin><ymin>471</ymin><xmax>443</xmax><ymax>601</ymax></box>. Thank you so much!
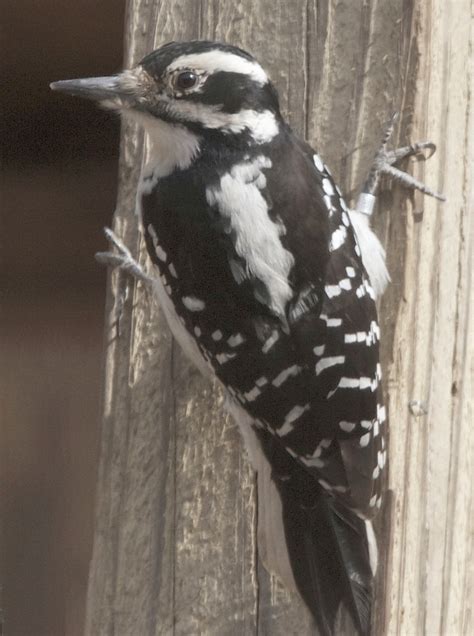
<box><xmin>167</xmin><ymin>50</ymin><xmax>268</xmax><ymax>85</ymax></box>
<box><xmin>165</xmin><ymin>99</ymin><xmax>279</xmax><ymax>144</ymax></box>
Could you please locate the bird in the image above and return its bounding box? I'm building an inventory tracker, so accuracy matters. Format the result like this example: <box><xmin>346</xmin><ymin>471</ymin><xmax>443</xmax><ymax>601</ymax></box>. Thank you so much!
<box><xmin>51</xmin><ymin>40</ymin><xmax>444</xmax><ymax>635</ymax></box>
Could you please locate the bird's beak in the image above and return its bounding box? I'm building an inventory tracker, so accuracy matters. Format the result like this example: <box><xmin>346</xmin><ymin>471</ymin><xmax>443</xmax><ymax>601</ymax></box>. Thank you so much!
<box><xmin>50</xmin><ymin>75</ymin><xmax>126</xmax><ymax>102</ymax></box>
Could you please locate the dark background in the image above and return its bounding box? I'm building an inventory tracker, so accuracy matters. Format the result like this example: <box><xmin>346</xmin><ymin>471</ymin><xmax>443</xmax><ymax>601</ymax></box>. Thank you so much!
<box><xmin>1</xmin><ymin>2</ymin><xmax>126</xmax><ymax>634</ymax></box>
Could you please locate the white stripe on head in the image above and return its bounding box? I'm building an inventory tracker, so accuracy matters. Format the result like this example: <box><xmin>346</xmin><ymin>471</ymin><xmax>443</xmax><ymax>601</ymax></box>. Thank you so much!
<box><xmin>164</xmin><ymin>99</ymin><xmax>279</xmax><ymax>143</ymax></box>
<box><xmin>166</xmin><ymin>50</ymin><xmax>268</xmax><ymax>85</ymax></box>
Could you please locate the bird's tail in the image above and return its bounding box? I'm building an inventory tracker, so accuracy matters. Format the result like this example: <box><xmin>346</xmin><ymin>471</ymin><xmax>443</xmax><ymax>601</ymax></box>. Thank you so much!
<box><xmin>275</xmin><ymin>469</ymin><xmax>374</xmax><ymax>636</ymax></box>
<box><xmin>256</xmin><ymin>440</ymin><xmax>375</xmax><ymax>636</ymax></box>
<box><xmin>239</xmin><ymin>415</ymin><xmax>375</xmax><ymax>635</ymax></box>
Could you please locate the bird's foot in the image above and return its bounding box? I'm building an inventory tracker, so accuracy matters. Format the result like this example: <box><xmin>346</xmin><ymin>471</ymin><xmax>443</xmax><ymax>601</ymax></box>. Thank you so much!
<box><xmin>361</xmin><ymin>112</ymin><xmax>446</xmax><ymax>206</ymax></box>
<box><xmin>96</xmin><ymin>228</ymin><xmax>154</xmax><ymax>338</ymax></box>
<box><xmin>95</xmin><ymin>227</ymin><xmax>153</xmax><ymax>286</ymax></box>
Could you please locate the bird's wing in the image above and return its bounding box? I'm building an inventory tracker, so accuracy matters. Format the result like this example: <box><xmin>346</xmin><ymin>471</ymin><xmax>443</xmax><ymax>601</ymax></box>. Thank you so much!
<box><xmin>141</xmin><ymin>132</ymin><xmax>386</xmax><ymax>518</ymax></box>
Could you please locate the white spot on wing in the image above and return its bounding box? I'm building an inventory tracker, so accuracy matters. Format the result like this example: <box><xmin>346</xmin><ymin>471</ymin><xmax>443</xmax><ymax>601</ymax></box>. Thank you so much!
<box><xmin>344</xmin><ymin>321</ymin><xmax>380</xmax><ymax>346</ymax></box>
<box><xmin>315</xmin><ymin>355</ymin><xmax>345</xmax><ymax>375</ymax></box>
<box><xmin>182</xmin><ymin>296</ymin><xmax>205</xmax><ymax>311</ymax></box>
<box><xmin>228</xmin><ymin>333</ymin><xmax>245</xmax><ymax>347</ymax></box>
<box><xmin>327</xmin><ymin>375</ymin><xmax>378</xmax><ymax>398</ymax></box>
<box><xmin>212</xmin><ymin>330</ymin><xmax>223</xmax><ymax>341</ymax></box>
<box><xmin>361</xmin><ymin>377</ymin><xmax>376</xmax><ymax>390</ymax></box>
<box><xmin>302</xmin><ymin>456</ymin><xmax>325</xmax><ymax>468</ymax></box>
<box><xmin>313</xmin><ymin>153</ymin><xmax>324</xmax><ymax>172</ymax></box>
<box><xmin>147</xmin><ymin>224</ymin><xmax>167</xmax><ymax>262</ymax></box>
<box><xmin>320</xmin><ymin>315</ymin><xmax>342</xmax><ymax>327</ymax></box>
<box><xmin>216</xmin><ymin>352</ymin><xmax>237</xmax><ymax>364</ymax></box>
<box><xmin>330</xmin><ymin>226</ymin><xmax>347</xmax><ymax>251</ymax></box>
<box><xmin>377</xmin><ymin>404</ymin><xmax>386</xmax><ymax>423</ymax></box>
<box><xmin>322</xmin><ymin>178</ymin><xmax>335</xmax><ymax>196</ymax></box>
<box><xmin>318</xmin><ymin>478</ymin><xmax>332</xmax><ymax>491</ymax></box>
<box><xmin>262</xmin><ymin>330</ymin><xmax>280</xmax><ymax>353</ymax></box>
<box><xmin>272</xmin><ymin>365</ymin><xmax>301</xmax><ymax>387</ymax></box>
<box><xmin>277</xmin><ymin>404</ymin><xmax>310</xmax><ymax>436</ymax></box>
<box><xmin>378</xmin><ymin>450</ymin><xmax>386</xmax><ymax>469</ymax></box>
<box><xmin>360</xmin><ymin>432</ymin><xmax>371</xmax><ymax>447</ymax></box>
<box><xmin>339</xmin><ymin>421</ymin><xmax>356</xmax><ymax>432</ymax></box>
<box><xmin>301</xmin><ymin>449</ymin><xmax>325</xmax><ymax>468</ymax></box>
<box><xmin>244</xmin><ymin>386</ymin><xmax>261</xmax><ymax>401</ymax></box>
<box><xmin>325</xmin><ymin>284</ymin><xmax>341</xmax><ymax>298</ymax></box>
<box><xmin>373</xmin><ymin>420</ymin><xmax>380</xmax><ymax>437</ymax></box>
<box><xmin>340</xmin><ymin>198</ymin><xmax>349</xmax><ymax>212</ymax></box>
<box><xmin>323</xmin><ymin>194</ymin><xmax>333</xmax><ymax>213</ymax></box>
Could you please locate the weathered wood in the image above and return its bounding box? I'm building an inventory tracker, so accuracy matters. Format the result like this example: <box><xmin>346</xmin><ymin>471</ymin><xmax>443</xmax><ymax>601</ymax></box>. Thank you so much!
<box><xmin>85</xmin><ymin>1</ymin><xmax>472</xmax><ymax>634</ymax></box>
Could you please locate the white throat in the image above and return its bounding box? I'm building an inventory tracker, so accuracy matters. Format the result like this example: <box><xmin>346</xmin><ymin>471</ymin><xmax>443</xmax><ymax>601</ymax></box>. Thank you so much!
<box><xmin>124</xmin><ymin>110</ymin><xmax>201</xmax><ymax>179</ymax></box>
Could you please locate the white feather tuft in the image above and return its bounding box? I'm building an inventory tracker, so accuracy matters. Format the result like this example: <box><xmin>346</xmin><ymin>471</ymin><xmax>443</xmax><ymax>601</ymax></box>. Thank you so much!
<box><xmin>225</xmin><ymin>398</ymin><xmax>298</xmax><ymax>593</ymax></box>
<box><xmin>365</xmin><ymin>520</ymin><xmax>378</xmax><ymax>576</ymax></box>
<box><xmin>348</xmin><ymin>209</ymin><xmax>390</xmax><ymax>298</ymax></box>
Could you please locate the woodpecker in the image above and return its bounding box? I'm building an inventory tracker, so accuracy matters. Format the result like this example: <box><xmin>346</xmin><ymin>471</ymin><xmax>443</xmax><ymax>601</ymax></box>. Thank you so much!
<box><xmin>51</xmin><ymin>40</ymin><xmax>444</xmax><ymax>635</ymax></box>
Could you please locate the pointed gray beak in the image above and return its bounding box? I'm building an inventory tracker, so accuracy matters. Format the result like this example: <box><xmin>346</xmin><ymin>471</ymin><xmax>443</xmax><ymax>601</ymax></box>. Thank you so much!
<box><xmin>50</xmin><ymin>75</ymin><xmax>125</xmax><ymax>102</ymax></box>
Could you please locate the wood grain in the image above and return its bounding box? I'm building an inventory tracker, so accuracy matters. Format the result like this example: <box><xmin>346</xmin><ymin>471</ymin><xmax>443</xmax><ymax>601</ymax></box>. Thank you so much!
<box><xmin>85</xmin><ymin>1</ymin><xmax>472</xmax><ymax>634</ymax></box>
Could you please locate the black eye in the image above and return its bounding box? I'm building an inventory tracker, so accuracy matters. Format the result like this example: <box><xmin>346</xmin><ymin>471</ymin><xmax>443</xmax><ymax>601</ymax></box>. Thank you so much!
<box><xmin>175</xmin><ymin>71</ymin><xmax>198</xmax><ymax>91</ymax></box>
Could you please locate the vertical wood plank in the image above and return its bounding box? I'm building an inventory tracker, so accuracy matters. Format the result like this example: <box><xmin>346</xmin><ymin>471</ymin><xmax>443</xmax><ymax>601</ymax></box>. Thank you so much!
<box><xmin>85</xmin><ymin>1</ymin><xmax>472</xmax><ymax>634</ymax></box>
<box><xmin>385</xmin><ymin>1</ymin><xmax>473</xmax><ymax>635</ymax></box>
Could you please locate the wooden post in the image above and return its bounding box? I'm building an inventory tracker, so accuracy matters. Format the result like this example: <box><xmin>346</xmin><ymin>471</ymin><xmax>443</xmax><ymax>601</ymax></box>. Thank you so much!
<box><xmin>85</xmin><ymin>1</ymin><xmax>472</xmax><ymax>634</ymax></box>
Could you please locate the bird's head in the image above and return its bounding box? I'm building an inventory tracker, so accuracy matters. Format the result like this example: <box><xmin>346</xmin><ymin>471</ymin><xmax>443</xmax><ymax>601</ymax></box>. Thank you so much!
<box><xmin>51</xmin><ymin>41</ymin><xmax>282</xmax><ymax>165</ymax></box>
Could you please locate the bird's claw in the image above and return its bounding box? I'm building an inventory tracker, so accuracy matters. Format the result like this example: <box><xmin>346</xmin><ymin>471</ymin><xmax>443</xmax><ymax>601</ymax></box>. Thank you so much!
<box><xmin>95</xmin><ymin>227</ymin><xmax>153</xmax><ymax>285</ymax></box>
<box><xmin>362</xmin><ymin>112</ymin><xmax>446</xmax><ymax>201</ymax></box>
<box><xmin>385</xmin><ymin>140</ymin><xmax>437</xmax><ymax>164</ymax></box>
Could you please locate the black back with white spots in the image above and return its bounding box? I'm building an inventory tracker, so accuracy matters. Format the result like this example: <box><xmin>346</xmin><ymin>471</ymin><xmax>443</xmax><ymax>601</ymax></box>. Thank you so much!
<box><xmin>141</xmin><ymin>124</ymin><xmax>386</xmax><ymax>521</ymax></box>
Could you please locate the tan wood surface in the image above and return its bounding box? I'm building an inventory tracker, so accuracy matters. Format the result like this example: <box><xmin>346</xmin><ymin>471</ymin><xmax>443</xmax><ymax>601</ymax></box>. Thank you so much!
<box><xmin>85</xmin><ymin>1</ymin><xmax>472</xmax><ymax>634</ymax></box>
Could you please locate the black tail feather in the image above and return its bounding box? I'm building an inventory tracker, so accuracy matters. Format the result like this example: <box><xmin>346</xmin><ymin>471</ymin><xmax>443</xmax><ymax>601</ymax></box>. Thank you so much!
<box><xmin>276</xmin><ymin>470</ymin><xmax>373</xmax><ymax>635</ymax></box>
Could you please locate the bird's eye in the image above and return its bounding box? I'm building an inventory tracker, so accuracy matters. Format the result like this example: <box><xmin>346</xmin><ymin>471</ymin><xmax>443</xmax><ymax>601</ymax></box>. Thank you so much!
<box><xmin>175</xmin><ymin>71</ymin><xmax>198</xmax><ymax>91</ymax></box>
